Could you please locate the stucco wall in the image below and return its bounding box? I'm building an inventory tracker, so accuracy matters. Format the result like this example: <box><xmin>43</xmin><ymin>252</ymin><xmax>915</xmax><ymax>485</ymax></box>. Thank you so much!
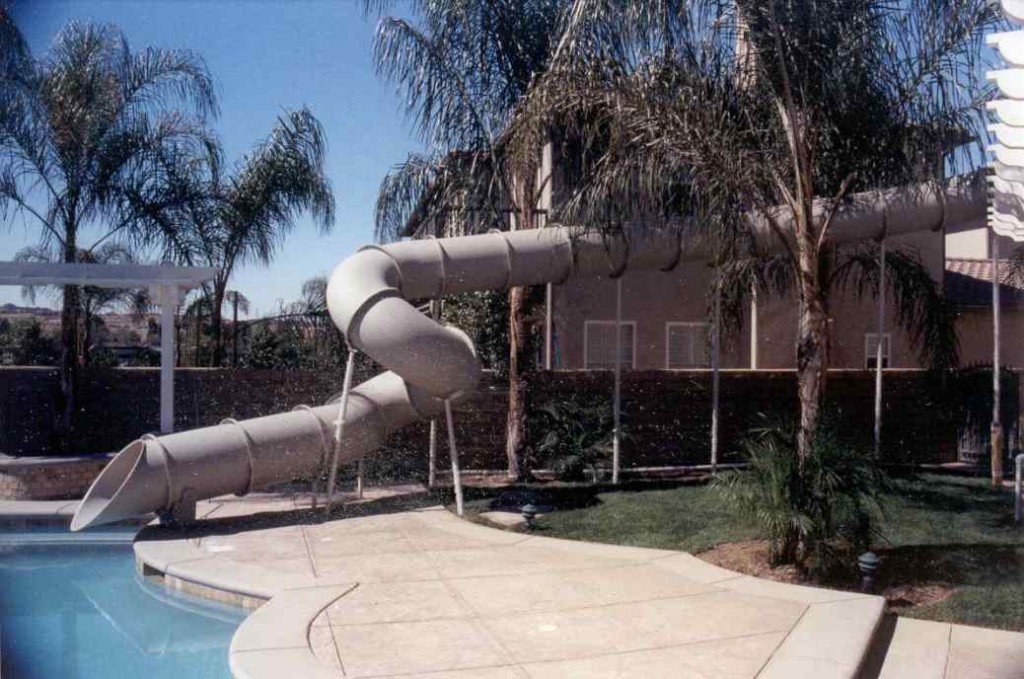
<box><xmin>552</xmin><ymin>229</ymin><xmax>947</xmax><ymax>370</ymax></box>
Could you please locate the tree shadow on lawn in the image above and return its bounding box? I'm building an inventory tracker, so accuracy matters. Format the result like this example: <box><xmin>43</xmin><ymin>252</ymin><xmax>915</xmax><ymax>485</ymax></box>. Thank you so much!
<box><xmin>876</xmin><ymin>543</ymin><xmax>1024</xmax><ymax>591</ymax></box>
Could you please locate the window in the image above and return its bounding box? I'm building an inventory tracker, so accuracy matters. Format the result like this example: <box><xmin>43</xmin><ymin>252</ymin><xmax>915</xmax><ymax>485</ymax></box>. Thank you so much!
<box><xmin>583</xmin><ymin>321</ymin><xmax>635</xmax><ymax>370</ymax></box>
<box><xmin>666</xmin><ymin>322</ymin><xmax>711</xmax><ymax>369</ymax></box>
<box><xmin>864</xmin><ymin>333</ymin><xmax>891</xmax><ymax>369</ymax></box>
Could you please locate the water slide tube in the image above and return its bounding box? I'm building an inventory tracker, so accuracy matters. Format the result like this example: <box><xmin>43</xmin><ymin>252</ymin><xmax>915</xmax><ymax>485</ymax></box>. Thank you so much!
<box><xmin>70</xmin><ymin>182</ymin><xmax>983</xmax><ymax>531</ymax></box>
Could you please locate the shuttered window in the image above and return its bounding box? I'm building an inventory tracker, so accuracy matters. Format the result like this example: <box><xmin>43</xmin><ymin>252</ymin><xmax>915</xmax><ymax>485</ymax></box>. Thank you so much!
<box><xmin>864</xmin><ymin>333</ymin><xmax>891</xmax><ymax>369</ymax></box>
<box><xmin>666</xmin><ymin>323</ymin><xmax>711</xmax><ymax>369</ymax></box>
<box><xmin>583</xmin><ymin>321</ymin><xmax>635</xmax><ymax>370</ymax></box>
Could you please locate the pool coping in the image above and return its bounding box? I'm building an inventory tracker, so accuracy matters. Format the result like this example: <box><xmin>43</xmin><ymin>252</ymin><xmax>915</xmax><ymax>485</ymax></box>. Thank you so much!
<box><xmin>131</xmin><ymin>500</ymin><xmax>889</xmax><ymax>679</ymax></box>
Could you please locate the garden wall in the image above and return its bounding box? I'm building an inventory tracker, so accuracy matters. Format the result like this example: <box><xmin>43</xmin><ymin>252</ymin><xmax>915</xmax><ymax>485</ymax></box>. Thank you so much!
<box><xmin>527</xmin><ymin>370</ymin><xmax>988</xmax><ymax>468</ymax></box>
<box><xmin>0</xmin><ymin>367</ymin><xmax>1009</xmax><ymax>486</ymax></box>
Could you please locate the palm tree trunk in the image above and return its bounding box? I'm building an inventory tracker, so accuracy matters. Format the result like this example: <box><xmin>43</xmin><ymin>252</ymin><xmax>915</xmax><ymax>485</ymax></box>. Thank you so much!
<box><xmin>82</xmin><ymin>312</ymin><xmax>93</xmax><ymax>367</ymax></box>
<box><xmin>57</xmin><ymin>220</ymin><xmax>80</xmax><ymax>450</ymax></box>
<box><xmin>194</xmin><ymin>307</ymin><xmax>202</xmax><ymax>367</ymax></box>
<box><xmin>232</xmin><ymin>296</ymin><xmax>240</xmax><ymax>368</ymax></box>
<box><xmin>507</xmin><ymin>285</ymin><xmax>527</xmax><ymax>480</ymax></box>
<box><xmin>795</xmin><ymin>225</ymin><xmax>829</xmax><ymax>464</ymax></box>
<box><xmin>211</xmin><ymin>282</ymin><xmax>225</xmax><ymax>367</ymax></box>
<box><xmin>175</xmin><ymin>314</ymin><xmax>182</xmax><ymax>367</ymax></box>
<box><xmin>58</xmin><ymin>282</ymin><xmax>79</xmax><ymax>450</ymax></box>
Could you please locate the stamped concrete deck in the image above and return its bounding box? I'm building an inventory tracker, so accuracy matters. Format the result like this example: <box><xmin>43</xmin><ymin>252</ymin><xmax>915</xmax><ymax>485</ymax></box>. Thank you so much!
<box><xmin>132</xmin><ymin>487</ymin><xmax>891</xmax><ymax>679</ymax></box>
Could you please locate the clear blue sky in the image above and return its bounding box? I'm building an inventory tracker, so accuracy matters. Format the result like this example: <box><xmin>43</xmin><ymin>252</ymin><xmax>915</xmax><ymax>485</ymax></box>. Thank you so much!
<box><xmin>3</xmin><ymin>0</ymin><xmax>422</xmax><ymax>317</ymax></box>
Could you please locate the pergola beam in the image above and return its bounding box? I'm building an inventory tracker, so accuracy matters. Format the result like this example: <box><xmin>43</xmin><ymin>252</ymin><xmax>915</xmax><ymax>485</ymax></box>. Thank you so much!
<box><xmin>0</xmin><ymin>261</ymin><xmax>217</xmax><ymax>436</ymax></box>
<box><xmin>0</xmin><ymin>261</ymin><xmax>216</xmax><ymax>288</ymax></box>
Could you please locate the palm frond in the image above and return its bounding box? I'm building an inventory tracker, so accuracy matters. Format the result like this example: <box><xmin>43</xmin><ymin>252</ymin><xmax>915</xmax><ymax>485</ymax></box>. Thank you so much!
<box><xmin>832</xmin><ymin>241</ymin><xmax>959</xmax><ymax>371</ymax></box>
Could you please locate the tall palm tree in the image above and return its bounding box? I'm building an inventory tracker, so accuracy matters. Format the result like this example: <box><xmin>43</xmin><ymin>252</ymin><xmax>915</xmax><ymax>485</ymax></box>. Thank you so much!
<box><xmin>512</xmin><ymin>0</ymin><xmax>996</xmax><ymax>463</ymax></box>
<box><xmin>180</xmin><ymin>289</ymin><xmax>212</xmax><ymax>367</ymax></box>
<box><xmin>368</xmin><ymin>0</ymin><xmax>565</xmax><ymax>479</ymax></box>
<box><xmin>176</xmin><ymin>107</ymin><xmax>334</xmax><ymax>367</ymax></box>
<box><xmin>0</xmin><ymin>19</ymin><xmax>217</xmax><ymax>441</ymax></box>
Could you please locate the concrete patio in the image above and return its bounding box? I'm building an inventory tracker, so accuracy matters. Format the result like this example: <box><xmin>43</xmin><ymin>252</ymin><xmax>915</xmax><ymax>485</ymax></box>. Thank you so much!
<box><xmin>105</xmin><ymin>485</ymin><xmax>1017</xmax><ymax>679</ymax></box>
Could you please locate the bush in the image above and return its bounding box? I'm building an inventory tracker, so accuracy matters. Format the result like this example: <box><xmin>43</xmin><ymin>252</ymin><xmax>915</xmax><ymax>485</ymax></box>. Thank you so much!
<box><xmin>713</xmin><ymin>422</ymin><xmax>888</xmax><ymax>575</ymax></box>
<box><xmin>528</xmin><ymin>394</ymin><xmax>620</xmax><ymax>481</ymax></box>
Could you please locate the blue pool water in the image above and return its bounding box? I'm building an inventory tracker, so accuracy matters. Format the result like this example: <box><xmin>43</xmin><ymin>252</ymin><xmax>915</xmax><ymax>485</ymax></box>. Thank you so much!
<box><xmin>0</xmin><ymin>527</ymin><xmax>247</xmax><ymax>678</ymax></box>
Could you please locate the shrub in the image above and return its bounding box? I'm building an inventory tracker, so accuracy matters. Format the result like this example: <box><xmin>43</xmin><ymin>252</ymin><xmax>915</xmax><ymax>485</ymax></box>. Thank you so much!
<box><xmin>713</xmin><ymin>422</ymin><xmax>888</xmax><ymax>575</ymax></box>
<box><xmin>529</xmin><ymin>394</ymin><xmax>620</xmax><ymax>481</ymax></box>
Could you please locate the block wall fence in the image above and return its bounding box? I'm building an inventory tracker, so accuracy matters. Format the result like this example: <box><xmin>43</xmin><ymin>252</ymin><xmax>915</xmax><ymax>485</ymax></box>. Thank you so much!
<box><xmin>0</xmin><ymin>367</ymin><xmax>1015</xmax><ymax>498</ymax></box>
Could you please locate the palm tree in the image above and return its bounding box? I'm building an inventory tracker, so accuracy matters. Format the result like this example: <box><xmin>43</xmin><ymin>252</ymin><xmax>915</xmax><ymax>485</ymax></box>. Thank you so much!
<box><xmin>14</xmin><ymin>243</ymin><xmax>151</xmax><ymax>366</ymax></box>
<box><xmin>288</xmin><ymin>275</ymin><xmax>347</xmax><ymax>370</ymax></box>
<box><xmin>180</xmin><ymin>289</ymin><xmax>212</xmax><ymax>367</ymax></box>
<box><xmin>0</xmin><ymin>19</ymin><xmax>217</xmax><ymax>441</ymax></box>
<box><xmin>512</xmin><ymin>0</ymin><xmax>996</xmax><ymax>463</ymax></box>
<box><xmin>368</xmin><ymin>0</ymin><xmax>565</xmax><ymax>479</ymax></box>
<box><xmin>225</xmin><ymin>290</ymin><xmax>251</xmax><ymax>367</ymax></box>
<box><xmin>176</xmin><ymin>107</ymin><xmax>335</xmax><ymax>367</ymax></box>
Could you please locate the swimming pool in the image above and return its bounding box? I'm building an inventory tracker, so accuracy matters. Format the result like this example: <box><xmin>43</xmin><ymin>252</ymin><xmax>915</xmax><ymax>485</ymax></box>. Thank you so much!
<box><xmin>0</xmin><ymin>527</ymin><xmax>247</xmax><ymax>679</ymax></box>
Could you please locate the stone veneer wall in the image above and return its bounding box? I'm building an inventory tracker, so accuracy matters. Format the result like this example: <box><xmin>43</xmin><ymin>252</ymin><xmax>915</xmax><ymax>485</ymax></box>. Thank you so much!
<box><xmin>0</xmin><ymin>455</ymin><xmax>111</xmax><ymax>500</ymax></box>
<box><xmin>0</xmin><ymin>367</ymin><xmax>996</xmax><ymax>498</ymax></box>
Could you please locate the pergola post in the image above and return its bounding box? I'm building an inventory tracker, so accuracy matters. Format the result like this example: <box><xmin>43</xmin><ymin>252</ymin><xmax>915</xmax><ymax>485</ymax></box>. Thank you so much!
<box><xmin>151</xmin><ymin>284</ymin><xmax>186</xmax><ymax>434</ymax></box>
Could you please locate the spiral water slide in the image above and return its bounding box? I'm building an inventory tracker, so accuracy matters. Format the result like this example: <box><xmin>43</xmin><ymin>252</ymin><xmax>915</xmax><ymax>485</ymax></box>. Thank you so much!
<box><xmin>71</xmin><ymin>183</ymin><xmax>983</xmax><ymax>531</ymax></box>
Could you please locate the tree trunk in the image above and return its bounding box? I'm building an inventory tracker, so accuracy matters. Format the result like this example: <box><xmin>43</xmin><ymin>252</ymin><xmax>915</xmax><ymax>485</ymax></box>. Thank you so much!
<box><xmin>58</xmin><ymin>282</ymin><xmax>80</xmax><ymax>451</ymax></box>
<box><xmin>81</xmin><ymin>311</ymin><xmax>93</xmax><ymax>367</ymax></box>
<box><xmin>794</xmin><ymin>217</ymin><xmax>829</xmax><ymax>463</ymax></box>
<box><xmin>506</xmin><ymin>285</ymin><xmax>527</xmax><ymax>480</ymax></box>
<box><xmin>211</xmin><ymin>282</ymin><xmax>226</xmax><ymax>367</ymax></box>
<box><xmin>194</xmin><ymin>307</ymin><xmax>202</xmax><ymax>367</ymax></box>
<box><xmin>232</xmin><ymin>296</ymin><xmax>240</xmax><ymax>368</ymax></box>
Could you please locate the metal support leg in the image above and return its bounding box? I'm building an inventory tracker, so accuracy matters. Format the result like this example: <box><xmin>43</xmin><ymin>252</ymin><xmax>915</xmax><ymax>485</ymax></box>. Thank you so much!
<box><xmin>444</xmin><ymin>399</ymin><xmax>464</xmax><ymax>516</ymax></box>
<box><xmin>427</xmin><ymin>299</ymin><xmax>439</xmax><ymax>489</ymax></box>
<box><xmin>325</xmin><ymin>349</ymin><xmax>357</xmax><ymax>516</ymax></box>
<box><xmin>428</xmin><ymin>419</ymin><xmax>438</xmax><ymax>488</ymax></box>
<box><xmin>356</xmin><ymin>458</ymin><xmax>364</xmax><ymax>499</ymax></box>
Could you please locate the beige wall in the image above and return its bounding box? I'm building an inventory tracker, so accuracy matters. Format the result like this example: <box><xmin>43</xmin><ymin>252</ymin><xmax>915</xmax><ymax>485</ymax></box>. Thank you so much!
<box><xmin>552</xmin><ymin>228</ymin><xmax>954</xmax><ymax>370</ymax></box>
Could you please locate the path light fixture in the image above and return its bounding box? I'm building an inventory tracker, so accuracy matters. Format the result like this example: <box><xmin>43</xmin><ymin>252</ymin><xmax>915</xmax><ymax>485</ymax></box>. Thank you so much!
<box><xmin>858</xmin><ymin>552</ymin><xmax>880</xmax><ymax>593</ymax></box>
<box><xmin>521</xmin><ymin>503</ymin><xmax>539</xmax><ymax>529</ymax></box>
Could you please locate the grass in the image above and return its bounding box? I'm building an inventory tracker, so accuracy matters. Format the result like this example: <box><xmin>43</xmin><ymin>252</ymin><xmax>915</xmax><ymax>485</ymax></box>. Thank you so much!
<box><xmin>527</xmin><ymin>473</ymin><xmax>1024</xmax><ymax>631</ymax></box>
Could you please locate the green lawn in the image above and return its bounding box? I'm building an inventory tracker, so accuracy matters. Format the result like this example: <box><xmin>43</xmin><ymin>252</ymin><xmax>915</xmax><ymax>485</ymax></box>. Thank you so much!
<box><xmin>528</xmin><ymin>474</ymin><xmax>1024</xmax><ymax>631</ymax></box>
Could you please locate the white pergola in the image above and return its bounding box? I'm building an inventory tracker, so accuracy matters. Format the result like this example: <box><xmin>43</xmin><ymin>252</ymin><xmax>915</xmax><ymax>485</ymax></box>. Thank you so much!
<box><xmin>987</xmin><ymin>4</ymin><xmax>1024</xmax><ymax>521</ymax></box>
<box><xmin>0</xmin><ymin>261</ymin><xmax>217</xmax><ymax>434</ymax></box>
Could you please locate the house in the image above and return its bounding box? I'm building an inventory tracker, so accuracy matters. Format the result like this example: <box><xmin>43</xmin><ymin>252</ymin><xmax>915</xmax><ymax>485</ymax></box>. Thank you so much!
<box><xmin>397</xmin><ymin>148</ymin><xmax>1024</xmax><ymax>374</ymax></box>
<box><xmin>550</xmin><ymin>226</ymin><xmax>1024</xmax><ymax>372</ymax></box>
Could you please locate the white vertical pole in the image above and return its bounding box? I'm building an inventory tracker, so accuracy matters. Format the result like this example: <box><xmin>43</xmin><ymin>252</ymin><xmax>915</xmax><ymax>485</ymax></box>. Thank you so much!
<box><xmin>711</xmin><ymin>286</ymin><xmax>721</xmax><ymax>474</ymax></box>
<box><xmin>157</xmin><ymin>285</ymin><xmax>177</xmax><ymax>434</ymax></box>
<box><xmin>612</xmin><ymin>276</ymin><xmax>623</xmax><ymax>484</ymax></box>
<box><xmin>356</xmin><ymin>459</ymin><xmax>364</xmax><ymax>499</ymax></box>
<box><xmin>545</xmin><ymin>283</ymin><xmax>554</xmax><ymax>370</ymax></box>
<box><xmin>540</xmin><ymin>141</ymin><xmax>554</xmax><ymax>372</ymax></box>
<box><xmin>874</xmin><ymin>240</ymin><xmax>886</xmax><ymax>457</ymax></box>
<box><xmin>427</xmin><ymin>299</ymin><xmax>439</xmax><ymax>488</ymax></box>
<box><xmin>444</xmin><ymin>399</ymin><xmax>464</xmax><ymax>515</ymax></box>
<box><xmin>749</xmin><ymin>283</ymin><xmax>758</xmax><ymax>370</ymax></box>
<box><xmin>993</xmin><ymin>233</ymin><xmax>1004</xmax><ymax>485</ymax></box>
<box><xmin>325</xmin><ymin>349</ymin><xmax>357</xmax><ymax>515</ymax></box>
